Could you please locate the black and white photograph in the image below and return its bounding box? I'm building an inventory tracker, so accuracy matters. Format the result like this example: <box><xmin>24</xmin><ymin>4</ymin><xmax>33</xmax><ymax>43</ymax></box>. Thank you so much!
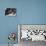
<box><xmin>18</xmin><ymin>25</ymin><xmax>46</xmax><ymax>46</ymax></box>
<box><xmin>5</xmin><ymin>8</ymin><xmax>16</xmax><ymax>16</ymax></box>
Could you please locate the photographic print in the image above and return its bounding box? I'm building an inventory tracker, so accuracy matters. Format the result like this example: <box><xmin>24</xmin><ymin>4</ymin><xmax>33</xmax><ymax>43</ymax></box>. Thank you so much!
<box><xmin>5</xmin><ymin>8</ymin><xmax>16</xmax><ymax>16</ymax></box>
<box><xmin>18</xmin><ymin>24</ymin><xmax>46</xmax><ymax>46</ymax></box>
<box><xmin>18</xmin><ymin>24</ymin><xmax>46</xmax><ymax>41</ymax></box>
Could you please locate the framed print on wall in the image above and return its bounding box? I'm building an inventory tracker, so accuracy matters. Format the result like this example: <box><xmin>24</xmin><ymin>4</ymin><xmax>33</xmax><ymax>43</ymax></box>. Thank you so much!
<box><xmin>18</xmin><ymin>24</ymin><xmax>46</xmax><ymax>42</ymax></box>
<box><xmin>5</xmin><ymin>8</ymin><xmax>16</xmax><ymax>16</ymax></box>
